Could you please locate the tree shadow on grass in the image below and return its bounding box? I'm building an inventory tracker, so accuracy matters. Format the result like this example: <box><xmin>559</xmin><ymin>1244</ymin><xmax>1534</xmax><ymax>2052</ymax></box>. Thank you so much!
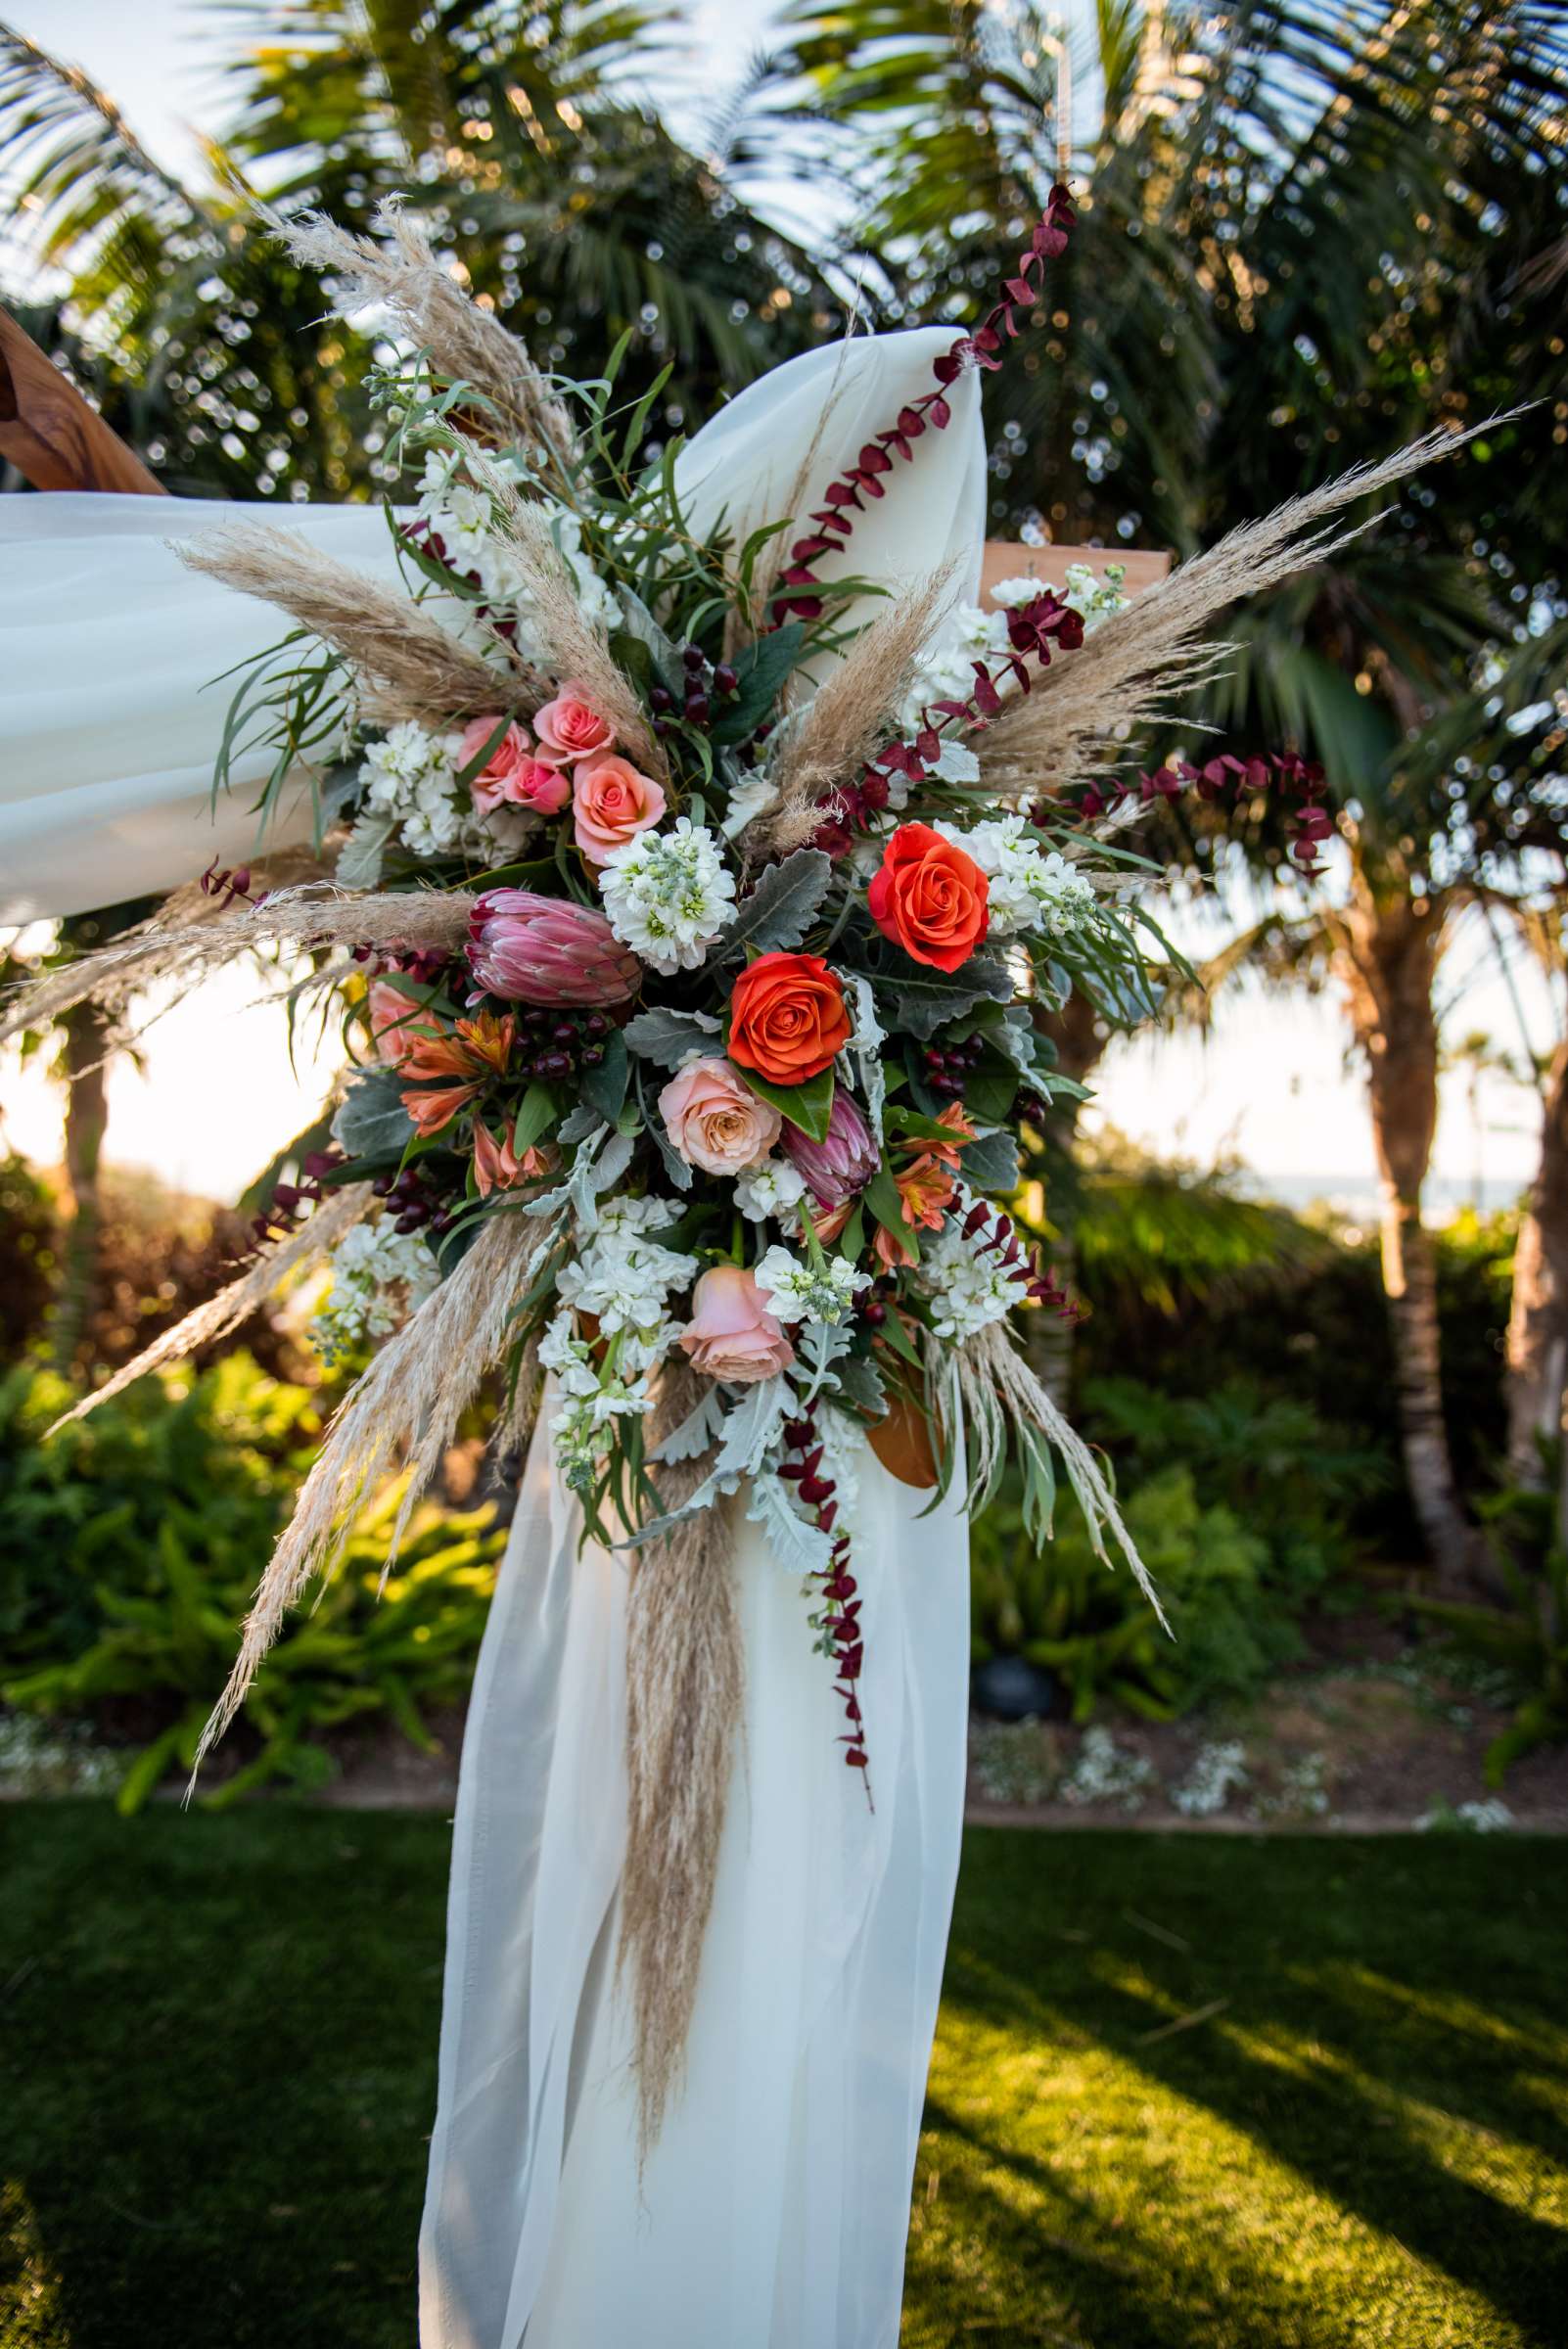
<box><xmin>933</xmin><ymin>1829</ymin><xmax>1568</xmax><ymax>2346</ymax></box>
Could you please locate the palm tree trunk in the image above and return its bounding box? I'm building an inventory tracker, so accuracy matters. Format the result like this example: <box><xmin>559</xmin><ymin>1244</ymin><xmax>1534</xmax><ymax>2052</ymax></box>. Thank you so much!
<box><xmin>48</xmin><ymin>998</ymin><xmax>110</xmax><ymax>1378</ymax></box>
<box><xmin>1334</xmin><ymin>871</ymin><xmax>1480</xmax><ymax>1595</ymax></box>
<box><xmin>1505</xmin><ymin>1037</ymin><xmax>1568</xmax><ymax>1486</ymax></box>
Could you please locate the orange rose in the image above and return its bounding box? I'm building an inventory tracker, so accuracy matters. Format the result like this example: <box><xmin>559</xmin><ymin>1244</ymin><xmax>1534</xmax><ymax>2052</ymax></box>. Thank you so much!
<box><xmin>865</xmin><ymin>822</ymin><xmax>990</xmax><ymax>972</ymax></box>
<box><xmin>727</xmin><ymin>951</ymin><xmax>851</xmax><ymax>1085</ymax></box>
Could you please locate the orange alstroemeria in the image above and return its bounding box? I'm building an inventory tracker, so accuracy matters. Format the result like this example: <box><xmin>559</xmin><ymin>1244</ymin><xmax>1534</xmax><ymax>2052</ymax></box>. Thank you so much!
<box><xmin>399</xmin><ymin>1011</ymin><xmax>517</xmax><ymax>1136</ymax></box>
<box><xmin>870</xmin><ymin>1147</ymin><xmax>959</xmax><ymax>1272</ymax></box>
<box><xmin>893</xmin><ymin>1100</ymin><xmax>975</xmax><ymax>1175</ymax></box>
<box><xmin>472</xmin><ymin>1119</ymin><xmax>550</xmax><ymax>1198</ymax></box>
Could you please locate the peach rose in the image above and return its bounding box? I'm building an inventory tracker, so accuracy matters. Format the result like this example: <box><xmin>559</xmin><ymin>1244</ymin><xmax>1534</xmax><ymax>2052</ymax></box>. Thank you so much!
<box><xmin>727</xmin><ymin>951</ymin><xmax>851</xmax><ymax>1084</ymax></box>
<box><xmin>679</xmin><ymin>1265</ymin><xmax>795</xmax><ymax>1383</ymax></box>
<box><xmin>659</xmin><ymin>1056</ymin><xmax>782</xmax><ymax>1175</ymax></box>
<box><xmin>459</xmin><ymin>715</ymin><xmax>572</xmax><ymax>818</ymax></box>
<box><xmin>866</xmin><ymin>821</ymin><xmax>990</xmax><ymax>972</ymax></box>
<box><xmin>533</xmin><ymin>683</ymin><xmax>616</xmax><ymax>764</ymax></box>
<box><xmin>574</xmin><ymin>753</ymin><xmax>668</xmax><ymax>866</ymax></box>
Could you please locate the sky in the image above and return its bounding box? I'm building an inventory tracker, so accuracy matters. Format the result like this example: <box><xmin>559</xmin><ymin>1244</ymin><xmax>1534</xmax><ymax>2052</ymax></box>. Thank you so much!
<box><xmin>0</xmin><ymin>1</ymin><xmax>1553</xmax><ymax>1213</ymax></box>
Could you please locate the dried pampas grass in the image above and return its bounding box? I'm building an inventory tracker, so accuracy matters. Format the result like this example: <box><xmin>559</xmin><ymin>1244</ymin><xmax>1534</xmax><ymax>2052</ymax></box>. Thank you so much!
<box><xmin>758</xmin><ymin>568</ymin><xmax>955</xmax><ymax>854</ymax></box>
<box><xmin>192</xmin><ymin>1208</ymin><xmax>543</xmax><ymax>1778</ymax></box>
<box><xmin>266</xmin><ymin>197</ymin><xmax>576</xmax><ymax>473</ymax></box>
<box><xmin>0</xmin><ymin>883</ymin><xmax>476</xmax><ymax>1050</ymax></box>
<box><xmin>955</xmin><ymin>1320</ymin><xmax>1168</xmax><ymax>1632</ymax></box>
<box><xmin>48</xmin><ymin>1183</ymin><xmax>375</xmax><ymax>1434</ymax></box>
<box><xmin>487</xmin><ymin>496</ymin><xmax>667</xmax><ymax>776</ymax></box>
<box><xmin>620</xmin><ymin>1362</ymin><xmax>742</xmax><ymax>2161</ymax></box>
<box><xmin>177</xmin><ymin>525</ymin><xmax>545</xmax><ymax>731</ymax></box>
<box><xmin>980</xmin><ymin>417</ymin><xmax>1519</xmax><ymax>799</ymax></box>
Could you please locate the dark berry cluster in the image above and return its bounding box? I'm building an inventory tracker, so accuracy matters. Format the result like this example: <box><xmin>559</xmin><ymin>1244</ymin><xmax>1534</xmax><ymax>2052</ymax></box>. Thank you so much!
<box><xmin>371</xmin><ymin>1162</ymin><xmax>452</xmax><ymax>1236</ymax></box>
<box><xmin>922</xmin><ymin>1032</ymin><xmax>987</xmax><ymax>1100</ymax></box>
<box><xmin>779</xmin><ymin>1402</ymin><xmax>869</xmax><ymax>1778</ymax></box>
<box><xmin>243</xmin><ymin>1147</ymin><xmax>345</xmax><ymax>1259</ymax></box>
<box><xmin>856</xmin><ymin>1274</ymin><xmax>898</xmax><ymax>1329</ymax></box>
<box><xmin>516</xmin><ymin>1002</ymin><xmax>614</xmax><ymax>1081</ymax></box>
<box><xmin>349</xmin><ymin>944</ymin><xmax>451</xmax><ymax>988</ymax></box>
<box><xmin>649</xmin><ymin>643</ymin><xmax>740</xmax><ymax>738</ymax></box>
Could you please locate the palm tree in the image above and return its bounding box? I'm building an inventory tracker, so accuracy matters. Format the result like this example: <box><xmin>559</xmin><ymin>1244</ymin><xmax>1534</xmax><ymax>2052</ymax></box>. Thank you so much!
<box><xmin>0</xmin><ymin>5</ymin><xmax>841</xmax><ymax>499</ymax></box>
<box><xmin>773</xmin><ymin>0</ymin><xmax>1568</xmax><ymax>1594</ymax></box>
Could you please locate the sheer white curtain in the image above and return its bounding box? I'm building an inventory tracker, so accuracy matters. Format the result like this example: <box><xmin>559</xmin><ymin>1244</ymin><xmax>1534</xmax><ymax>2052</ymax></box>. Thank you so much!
<box><xmin>0</xmin><ymin>324</ymin><xmax>985</xmax><ymax>2348</ymax></box>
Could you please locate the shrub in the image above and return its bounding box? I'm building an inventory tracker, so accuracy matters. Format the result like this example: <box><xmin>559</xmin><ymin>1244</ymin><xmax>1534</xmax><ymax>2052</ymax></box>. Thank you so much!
<box><xmin>971</xmin><ymin>1463</ymin><xmax>1285</xmax><ymax>1720</ymax></box>
<box><xmin>0</xmin><ymin>1354</ymin><xmax>505</xmax><ymax>1809</ymax></box>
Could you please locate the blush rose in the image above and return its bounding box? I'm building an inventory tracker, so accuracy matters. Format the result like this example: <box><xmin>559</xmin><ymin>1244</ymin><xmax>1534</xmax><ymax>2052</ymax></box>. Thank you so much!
<box><xmin>865</xmin><ymin>821</ymin><xmax>990</xmax><ymax>972</ymax></box>
<box><xmin>726</xmin><ymin>951</ymin><xmax>852</xmax><ymax>1085</ymax></box>
<box><xmin>533</xmin><ymin>683</ymin><xmax>616</xmax><ymax>764</ymax></box>
<box><xmin>679</xmin><ymin>1265</ymin><xmax>795</xmax><ymax>1383</ymax></box>
<box><xmin>659</xmin><ymin>1056</ymin><xmax>782</xmax><ymax>1175</ymax></box>
<box><xmin>573</xmin><ymin>753</ymin><xmax>668</xmax><ymax>865</ymax></box>
<box><xmin>458</xmin><ymin>715</ymin><xmax>572</xmax><ymax>817</ymax></box>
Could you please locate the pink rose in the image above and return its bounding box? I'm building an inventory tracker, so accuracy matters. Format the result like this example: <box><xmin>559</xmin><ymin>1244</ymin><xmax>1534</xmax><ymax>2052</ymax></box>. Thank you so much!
<box><xmin>533</xmin><ymin>683</ymin><xmax>616</xmax><ymax>764</ymax></box>
<box><xmin>459</xmin><ymin>714</ymin><xmax>572</xmax><ymax>818</ymax></box>
<box><xmin>659</xmin><ymin>1057</ymin><xmax>782</xmax><ymax>1176</ymax></box>
<box><xmin>679</xmin><ymin>1265</ymin><xmax>795</xmax><ymax>1384</ymax></box>
<box><xmin>574</xmin><ymin>754</ymin><xmax>668</xmax><ymax>866</ymax></box>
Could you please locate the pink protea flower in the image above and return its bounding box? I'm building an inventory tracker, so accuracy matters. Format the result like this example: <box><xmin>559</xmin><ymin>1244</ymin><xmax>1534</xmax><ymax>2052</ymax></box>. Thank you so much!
<box><xmin>467</xmin><ymin>889</ymin><xmax>641</xmax><ymax>1007</ymax></box>
<box><xmin>782</xmin><ymin>1089</ymin><xmax>878</xmax><ymax>1208</ymax></box>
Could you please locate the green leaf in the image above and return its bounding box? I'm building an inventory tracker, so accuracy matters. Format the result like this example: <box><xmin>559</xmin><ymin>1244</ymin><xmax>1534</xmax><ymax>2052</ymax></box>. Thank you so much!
<box><xmin>580</xmin><ymin>1030</ymin><xmax>629</xmax><ymax>1126</ymax></box>
<box><xmin>862</xmin><ymin>1160</ymin><xmax>919</xmax><ymax>1263</ymax></box>
<box><xmin>710</xmin><ymin>622</ymin><xmax>807</xmax><ymax>745</ymax></box>
<box><xmin>736</xmin><ymin>1062</ymin><xmax>835</xmax><ymax>1141</ymax></box>
<box><xmin>848</xmin><ymin>948</ymin><xmax>1015</xmax><ymax>1039</ymax></box>
<box><xmin>332</xmin><ymin>1069</ymin><xmax>414</xmax><ymax>1158</ymax></box>
<box><xmin>962</xmin><ymin>1128</ymin><xmax>1021</xmax><ymax>1191</ymax></box>
<box><xmin>512</xmin><ymin>1082</ymin><xmax>558</xmax><ymax>1155</ymax></box>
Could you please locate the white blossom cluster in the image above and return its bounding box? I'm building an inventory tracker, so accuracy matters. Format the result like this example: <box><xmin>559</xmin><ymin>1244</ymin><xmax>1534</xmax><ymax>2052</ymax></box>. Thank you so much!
<box><xmin>359</xmin><ymin>719</ymin><xmax>481</xmax><ymax>860</ymax></box>
<box><xmin>936</xmin><ymin>813</ymin><xmax>1099</xmax><ymax>939</ymax></box>
<box><xmin>555</xmin><ymin>1222</ymin><xmax>698</xmax><ymax>1353</ymax></box>
<box><xmin>308</xmin><ymin>1215</ymin><xmax>440</xmax><ymax>1365</ymax></box>
<box><xmin>733</xmin><ymin>1157</ymin><xmax>807</xmax><ymax>1224</ymax></box>
<box><xmin>539</xmin><ymin>1312</ymin><xmax>660</xmax><ymax>1497</ymax></box>
<box><xmin>919</xmin><ymin>1210</ymin><xmax>1020</xmax><ymax>1342</ymax></box>
<box><xmin>754</xmin><ymin>1244</ymin><xmax>868</xmax><ymax>1325</ymax></box>
<box><xmin>598</xmin><ymin>817</ymin><xmax>738</xmax><ymax>974</ymax></box>
<box><xmin>896</xmin><ymin>563</ymin><xmax>1128</xmax><ymax>738</ymax></box>
<box><xmin>412</xmin><ymin>452</ymin><xmax>619</xmax><ymax>636</ymax></box>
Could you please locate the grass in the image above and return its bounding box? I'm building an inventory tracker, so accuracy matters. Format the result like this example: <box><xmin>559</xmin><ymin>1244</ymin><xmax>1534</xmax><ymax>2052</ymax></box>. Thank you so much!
<box><xmin>2</xmin><ymin>1810</ymin><xmax>1564</xmax><ymax>2348</ymax></box>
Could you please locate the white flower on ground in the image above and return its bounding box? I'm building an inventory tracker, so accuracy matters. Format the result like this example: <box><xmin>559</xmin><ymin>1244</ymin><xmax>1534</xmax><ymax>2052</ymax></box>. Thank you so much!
<box><xmin>598</xmin><ymin>817</ymin><xmax>738</xmax><ymax>974</ymax></box>
<box><xmin>935</xmin><ymin>814</ymin><xmax>1098</xmax><ymax>940</ymax></box>
<box><xmin>753</xmin><ymin>1242</ymin><xmax>868</xmax><ymax>1326</ymax></box>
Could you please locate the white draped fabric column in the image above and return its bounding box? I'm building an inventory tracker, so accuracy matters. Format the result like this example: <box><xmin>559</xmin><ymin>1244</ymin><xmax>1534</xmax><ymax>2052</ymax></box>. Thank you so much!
<box><xmin>420</xmin><ymin>1414</ymin><xmax>970</xmax><ymax>2349</ymax></box>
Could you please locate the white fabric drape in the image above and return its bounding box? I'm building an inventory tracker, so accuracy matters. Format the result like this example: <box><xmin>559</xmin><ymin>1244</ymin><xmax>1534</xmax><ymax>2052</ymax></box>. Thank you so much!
<box><xmin>421</xmin><ymin>1412</ymin><xmax>970</xmax><ymax>2349</ymax></box>
<box><xmin>0</xmin><ymin>322</ymin><xmax>986</xmax><ymax>2346</ymax></box>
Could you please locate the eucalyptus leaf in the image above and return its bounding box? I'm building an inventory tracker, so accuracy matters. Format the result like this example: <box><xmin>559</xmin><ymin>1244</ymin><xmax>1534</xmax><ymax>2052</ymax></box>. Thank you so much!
<box><xmin>833</xmin><ymin>1355</ymin><xmax>889</xmax><ymax>1419</ymax></box>
<box><xmin>853</xmin><ymin>952</ymin><xmax>1015</xmax><ymax>1040</ymax></box>
<box><xmin>623</xmin><ymin>1005</ymin><xmax>722</xmax><ymax>1070</ymax></box>
<box><xmin>712</xmin><ymin>851</ymin><xmax>832</xmax><ymax>959</ymax></box>
<box><xmin>332</xmin><ymin>1069</ymin><xmax>414</xmax><ymax>1158</ymax></box>
<box><xmin>962</xmin><ymin>1128</ymin><xmax>1022</xmax><ymax>1192</ymax></box>
<box><xmin>335</xmin><ymin>807</ymin><xmax>395</xmax><ymax>890</ymax></box>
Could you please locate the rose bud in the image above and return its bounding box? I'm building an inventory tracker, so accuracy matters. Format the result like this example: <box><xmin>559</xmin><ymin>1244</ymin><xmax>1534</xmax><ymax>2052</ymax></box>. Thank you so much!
<box><xmin>467</xmin><ymin>890</ymin><xmax>641</xmax><ymax>1007</ymax></box>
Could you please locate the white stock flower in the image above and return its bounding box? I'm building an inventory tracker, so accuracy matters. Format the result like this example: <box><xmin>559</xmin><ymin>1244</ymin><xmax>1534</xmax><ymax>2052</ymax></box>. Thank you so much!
<box><xmin>754</xmin><ymin>1243</ymin><xmax>868</xmax><ymax>1326</ymax></box>
<box><xmin>308</xmin><ymin>1215</ymin><xmax>438</xmax><ymax>1364</ymax></box>
<box><xmin>936</xmin><ymin>814</ymin><xmax>1098</xmax><ymax>939</ymax></box>
<box><xmin>555</xmin><ymin>1229</ymin><xmax>700</xmax><ymax>1337</ymax></box>
<box><xmin>359</xmin><ymin>719</ymin><xmax>481</xmax><ymax>859</ymax></box>
<box><xmin>733</xmin><ymin>1157</ymin><xmax>808</xmax><ymax>1223</ymax></box>
<box><xmin>919</xmin><ymin>1213</ymin><xmax>1018</xmax><ymax>1342</ymax></box>
<box><xmin>598</xmin><ymin>817</ymin><xmax>737</xmax><ymax>974</ymax></box>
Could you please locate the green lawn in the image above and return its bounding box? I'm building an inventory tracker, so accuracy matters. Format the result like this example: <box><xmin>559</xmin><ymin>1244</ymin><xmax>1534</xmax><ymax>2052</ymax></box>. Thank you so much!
<box><xmin>2</xmin><ymin>1810</ymin><xmax>1564</xmax><ymax>2348</ymax></box>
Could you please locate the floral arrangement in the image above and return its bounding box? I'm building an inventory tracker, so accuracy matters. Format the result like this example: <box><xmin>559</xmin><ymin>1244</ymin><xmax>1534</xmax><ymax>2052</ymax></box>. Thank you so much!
<box><xmin>7</xmin><ymin>192</ymin><xmax>1481</xmax><ymax>2141</ymax></box>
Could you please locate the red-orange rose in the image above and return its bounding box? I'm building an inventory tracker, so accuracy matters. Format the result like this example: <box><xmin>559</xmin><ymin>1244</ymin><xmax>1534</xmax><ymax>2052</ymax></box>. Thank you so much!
<box><xmin>727</xmin><ymin>951</ymin><xmax>851</xmax><ymax>1084</ymax></box>
<box><xmin>865</xmin><ymin>822</ymin><xmax>990</xmax><ymax>972</ymax></box>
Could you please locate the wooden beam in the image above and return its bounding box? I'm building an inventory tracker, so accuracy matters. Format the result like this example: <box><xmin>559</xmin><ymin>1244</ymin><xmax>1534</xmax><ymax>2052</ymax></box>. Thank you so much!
<box><xmin>0</xmin><ymin>307</ymin><xmax>165</xmax><ymax>495</ymax></box>
<box><xmin>982</xmin><ymin>540</ymin><xmax>1169</xmax><ymax>604</ymax></box>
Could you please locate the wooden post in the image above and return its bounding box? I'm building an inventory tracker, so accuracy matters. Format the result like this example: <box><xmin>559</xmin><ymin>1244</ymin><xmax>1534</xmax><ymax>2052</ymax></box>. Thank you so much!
<box><xmin>0</xmin><ymin>306</ymin><xmax>165</xmax><ymax>494</ymax></box>
<box><xmin>981</xmin><ymin>540</ymin><xmax>1170</xmax><ymax>604</ymax></box>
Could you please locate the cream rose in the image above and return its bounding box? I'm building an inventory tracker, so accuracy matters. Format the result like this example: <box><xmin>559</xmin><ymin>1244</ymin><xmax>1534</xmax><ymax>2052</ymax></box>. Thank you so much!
<box><xmin>659</xmin><ymin>1056</ymin><xmax>782</xmax><ymax>1176</ymax></box>
<box><xmin>678</xmin><ymin>1265</ymin><xmax>795</xmax><ymax>1383</ymax></box>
